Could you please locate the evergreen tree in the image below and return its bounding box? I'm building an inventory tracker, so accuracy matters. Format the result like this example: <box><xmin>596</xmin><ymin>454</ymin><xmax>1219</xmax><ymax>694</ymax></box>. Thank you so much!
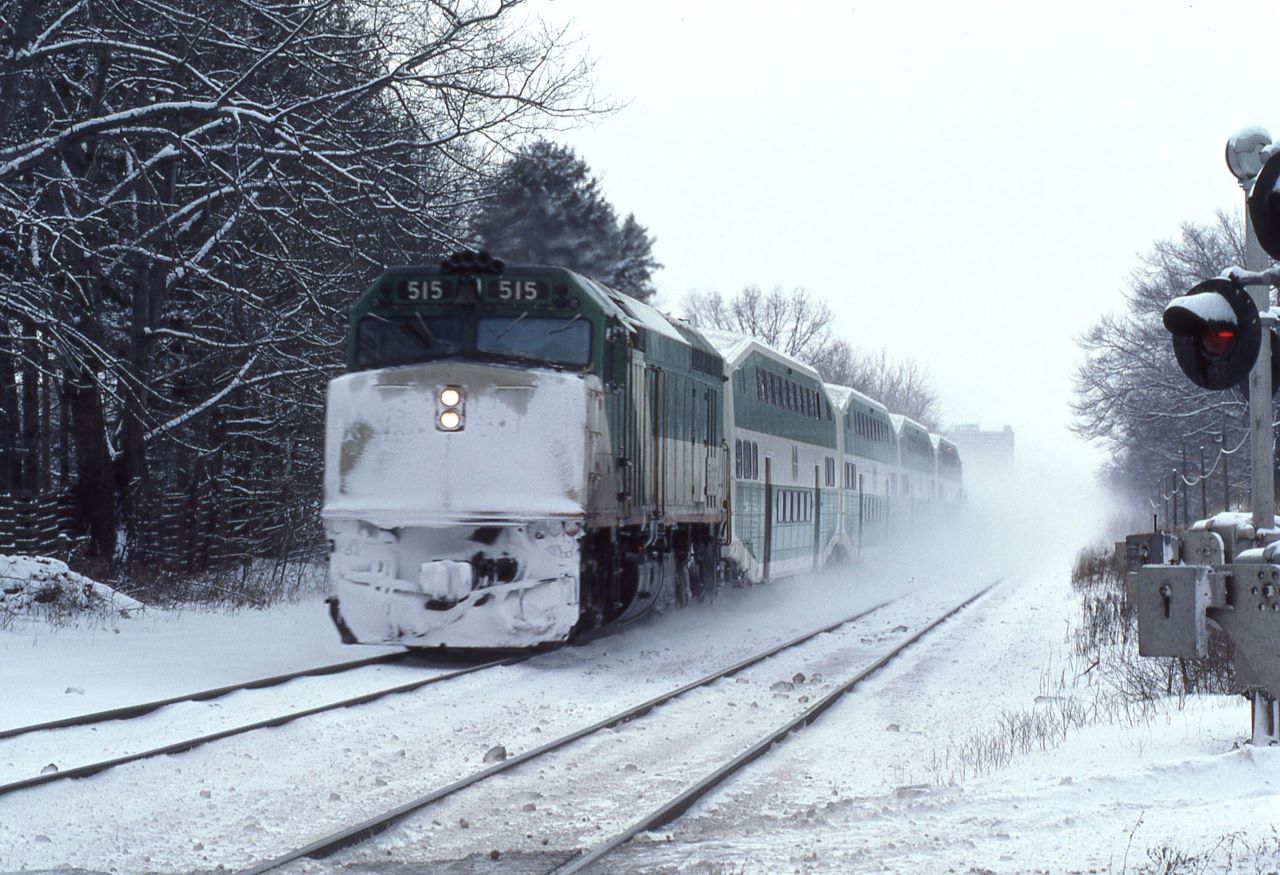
<box><xmin>475</xmin><ymin>140</ymin><xmax>661</xmax><ymax>300</ymax></box>
<box><xmin>611</xmin><ymin>214</ymin><xmax>663</xmax><ymax>300</ymax></box>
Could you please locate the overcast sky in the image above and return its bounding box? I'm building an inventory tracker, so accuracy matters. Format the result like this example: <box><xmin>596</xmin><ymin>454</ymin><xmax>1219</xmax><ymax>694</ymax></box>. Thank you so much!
<box><xmin>540</xmin><ymin>0</ymin><xmax>1278</xmax><ymax>473</ymax></box>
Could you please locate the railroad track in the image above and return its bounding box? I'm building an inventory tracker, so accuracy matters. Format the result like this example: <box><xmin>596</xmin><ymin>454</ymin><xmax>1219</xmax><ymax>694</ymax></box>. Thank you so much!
<box><xmin>0</xmin><ymin>650</ymin><xmax>527</xmax><ymax>797</ymax></box>
<box><xmin>556</xmin><ymin>584</ymin><xmax>995</xmax><ymax>873</ymax></box>
<box><xmin>234</xmin><ymin>583</ymin><xmax>995</xmax><ymax>875</ymax></box>
<box><xmin>0</xmin><ymin>651</ymin><xmax>409</xmax><ymax>741</ymax></box>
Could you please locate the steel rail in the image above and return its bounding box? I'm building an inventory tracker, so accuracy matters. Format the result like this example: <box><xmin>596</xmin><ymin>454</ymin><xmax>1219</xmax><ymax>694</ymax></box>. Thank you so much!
<box><xmin>233</xmin><ymin>596</ymin><xmax>899</xmax><ymax>875</ymax></box>
<box><xmin>0</xmin><ymin>654</ymin><xmax>527</xmax><ymax>798</ymax></box>
<box><xmin>0</xmin><ymin>651</ymin><xmax>411</xmax><ymax>742</ymax></box>
<box><xmin>554</xmin><ymin>583</ymin><xmax>997</xmax><ymax>874</ymax></box>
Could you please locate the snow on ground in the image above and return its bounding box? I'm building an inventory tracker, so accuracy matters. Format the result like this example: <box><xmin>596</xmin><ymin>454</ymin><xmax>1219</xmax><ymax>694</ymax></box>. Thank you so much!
<box><xmin>594</xmin><ymin>466</ymin><xmax>1279</xmax><ymax>874</ymax></box>
<box><xmin>0</xmin><ymin>460</ymin><xmax>1275</xmax><ymax>874</ymax></box>
<box><xmin>0</xmin><ymin>590</ymin><xmax>402</xmax><ymax>732</ymax></box>
<box><xmin>604</xmin><ymin>564</ymin><xmax>1275</xmax><ymax>874</ymax></box>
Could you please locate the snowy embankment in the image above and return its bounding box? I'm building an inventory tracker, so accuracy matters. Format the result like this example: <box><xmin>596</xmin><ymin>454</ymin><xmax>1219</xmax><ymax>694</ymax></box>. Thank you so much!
<box><xmin>0</xmin><ymin>555</ymin><xmax>143</xmax><ymax>629</ymax></box>
<box><xmin>0</xmin><ymin>556</ymin><xmax>398</xmax><ymax>732</ymax></box>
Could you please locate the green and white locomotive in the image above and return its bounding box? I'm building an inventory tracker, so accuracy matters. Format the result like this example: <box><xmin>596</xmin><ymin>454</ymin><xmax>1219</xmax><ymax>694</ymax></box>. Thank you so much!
<box><xmin>324</xmin><ymin>252</ymin><xmax>726</xmax><ymax>647</ymax></box>
<box><xmin>323</xmin><ymin>253</ymin><xmax>962</xmax><ymax>648</ymax></box>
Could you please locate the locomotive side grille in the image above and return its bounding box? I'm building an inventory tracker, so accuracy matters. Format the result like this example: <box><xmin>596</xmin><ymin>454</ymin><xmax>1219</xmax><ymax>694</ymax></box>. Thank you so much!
<box><xmin>690</xmin><ymin>347</ymin><xmax>722</xmax><ymax>378</ymax></box>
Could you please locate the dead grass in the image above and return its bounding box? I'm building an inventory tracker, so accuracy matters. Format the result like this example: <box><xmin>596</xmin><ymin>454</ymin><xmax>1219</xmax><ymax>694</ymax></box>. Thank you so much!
<box><xmin>1119</xmin><ymin>828</ymin><xmax>1280</xmax><ymax>874</ymax></box>
<box><xmin>926</xmin><ymin>697</ymin><xmax>1099</xmax><ymax>783</ymax></box>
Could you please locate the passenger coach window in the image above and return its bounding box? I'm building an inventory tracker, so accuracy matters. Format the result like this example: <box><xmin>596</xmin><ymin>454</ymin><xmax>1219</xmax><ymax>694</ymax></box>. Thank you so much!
<box><xmin>355</xmin><ymin>314</ymin><xmax>463</xmax><ymax>369</ymax></box>
<box><xmin>477</xmin><ymin>316</ymin><xmax>591</xmax><ymax>366</ymax></box>
<box><xmin>735</xmin><ymin>440</ymin><xmax>760</xmax><ymax>480</ymax></box>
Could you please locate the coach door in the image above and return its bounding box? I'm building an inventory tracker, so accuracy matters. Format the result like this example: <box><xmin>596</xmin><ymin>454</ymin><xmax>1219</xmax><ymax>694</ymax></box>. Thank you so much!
<box><xmin>703</xmin><ymin>386</ymin><xmax>720</xmax><ymax>516</ymax></box>
<box><xmin>813</xmin><ymin>464</ymin><xmax>821</xmax><ymax>569</ymax></box>
<box><xmin>607</xmin><ymin>321</ymin><xmax>636</xmax><ymax>520</ymax></box>
<box><xmin>649</xmin><ymin>367</ymin><xmax>667</xmax><ymax>517</ymax></box>
<box><xmin>762</xmin><ymin>456</ymin><xmax>773</xmax><ymax>580</ymax></box>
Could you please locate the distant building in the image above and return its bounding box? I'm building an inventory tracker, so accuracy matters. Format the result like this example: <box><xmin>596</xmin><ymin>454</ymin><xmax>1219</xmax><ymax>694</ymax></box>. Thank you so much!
<box><xmin>944</xmin><ymin>424</ymin><xmax>1015</xmax><ymax>469</ymax></box>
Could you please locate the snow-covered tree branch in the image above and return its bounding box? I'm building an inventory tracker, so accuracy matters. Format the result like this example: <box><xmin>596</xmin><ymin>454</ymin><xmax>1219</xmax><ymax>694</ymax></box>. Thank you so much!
<box><xmin>0</xmin><ymin>0</ymin><xmax>601</xmax><ymax>569</ymax></box>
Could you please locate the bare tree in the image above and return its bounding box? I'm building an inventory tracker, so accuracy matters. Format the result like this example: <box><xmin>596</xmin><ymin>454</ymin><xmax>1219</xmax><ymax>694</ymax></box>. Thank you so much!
<box><xmin>815</xmin><ymin>342</ymin><xmax>941</xmax><ymax>429</ymax></box>
<box><xmin>684</xmin><ymin>286</ymin><xmax>942</xmax><ymax>428</ymax></box>
<box><xmin>684</xmin><ymin>286</ymin><xmax>833</xmax><ymax>360</ymax></box>
<box><xmin>806</xmin><ymin>339</ymin><xmax>857</xmax><ymax>388</ymax></box>
<box><xmin>1073</xmin><ymin>210</ymin><xmax>1258</xmax><ymax>497</ymax></box>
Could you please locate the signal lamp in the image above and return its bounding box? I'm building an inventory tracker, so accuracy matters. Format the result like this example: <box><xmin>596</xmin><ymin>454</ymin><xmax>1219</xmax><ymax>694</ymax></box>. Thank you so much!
<box><xmin>439</xmin><ymin>410</ymin><xmax>462</xmax><ymax>431</ymax></box>
<box><xmin>1226</xmin><ymin>127</ymin><xmax>1272</xmax><ymax>182</ymax></box>
<box><xmin>1163</xmin><ymin>278</ymin><xmax>1261</xmax><ymax>390</ymax></box>
<box><xmin>1249</xmin><ymin>149</ymin><xmax>1280</xmax><ymax>261</ymax></box>
<box><xmin>440</xmin><ymin>387</ymin><xmax>461</xmax><ymax>407</ymax></box>
<box><xmin>1200</xmin><ymin>327</ymin><xmax>1236</xmax><ymax>359</ymax></box>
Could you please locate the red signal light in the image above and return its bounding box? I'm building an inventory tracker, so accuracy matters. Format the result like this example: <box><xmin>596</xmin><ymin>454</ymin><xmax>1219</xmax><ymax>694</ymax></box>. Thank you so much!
<box><xmin>1166</xmin><ymin>279</ymin><xmax>1262</xmax><ymax>391</ymax></box>
<box><xmin>1201</xmin><ymin>327</ymin><xmax>1237</xmax><ymax>358</ymax></box>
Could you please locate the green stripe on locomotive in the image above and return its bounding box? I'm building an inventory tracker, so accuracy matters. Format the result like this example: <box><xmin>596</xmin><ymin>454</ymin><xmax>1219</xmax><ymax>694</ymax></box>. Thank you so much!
<box><xmin>346</xmin><ymin>265</ymin><xmax>723</xmax><ymax>384</ymax></box>
<box><xmin>346</xmin><ymin>265</ymin><xmax>622</xmax><ymax>378</ymax></box>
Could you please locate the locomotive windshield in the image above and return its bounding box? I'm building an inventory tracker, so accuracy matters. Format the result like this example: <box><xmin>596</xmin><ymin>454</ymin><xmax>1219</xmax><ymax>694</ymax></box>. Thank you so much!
<box><xmin>355</xmin><ymin>314</ymin><xmax>464</xmax><ymax>368</ymax></box>
<box><xmin>476</xmin><ymin>316</ymin><xmax>591</xmax><ymax>366</ymax></box>
<box><xmin>353</xmin><ymin>312</ymin><xmax>592</xmax><ymax>370</ymax></box>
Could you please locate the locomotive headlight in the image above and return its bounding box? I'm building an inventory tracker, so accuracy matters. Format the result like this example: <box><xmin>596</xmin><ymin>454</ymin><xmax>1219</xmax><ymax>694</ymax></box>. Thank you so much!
<box><xmin>437</xmin><ymin>385</ymin><xmax>465</xmax><ymax>431</ymax></box>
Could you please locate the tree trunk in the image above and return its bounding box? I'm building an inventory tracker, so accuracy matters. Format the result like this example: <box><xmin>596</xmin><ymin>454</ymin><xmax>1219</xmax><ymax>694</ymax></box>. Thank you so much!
<box><xmin>64</xmin><ymin>374</ymin><xmax>116</xmax><ymax>557</ymax></box>
<box><xmin>19</xmin><ymin>320</ymin><xmax>39</xmax><ymax>492</ymax></box>
<box><xmin>0</xmin><ymin>323</ymin><xmax>16</xmax><ymax>493</ymax></box>
<box><xmin>117</xmin><ymin>157</ymin><xmax>177</xmax><ymax>571</ymax></box>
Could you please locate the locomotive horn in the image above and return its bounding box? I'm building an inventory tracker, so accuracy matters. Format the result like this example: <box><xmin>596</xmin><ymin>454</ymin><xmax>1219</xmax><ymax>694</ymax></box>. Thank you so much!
<box><xmin>440</xmin><ymin>249</ymin><xmax>505</xmax><ymax>275</ymax></box>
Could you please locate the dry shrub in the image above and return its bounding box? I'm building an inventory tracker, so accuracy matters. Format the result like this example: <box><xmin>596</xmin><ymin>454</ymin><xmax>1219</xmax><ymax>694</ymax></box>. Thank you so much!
<box><xmin>1070</xmin><ymin>543</ymin><xmax>1234</xmax><ymax>701</ymax></box>
<box><xmin>1071</xmin><ymin>541</ymin><xmax>1125</xmax><ymax>591</ymax></box>
<box><xmin>0</xmin><ymin>555</ymin><xmax>144</xmax><ymax>631</ymax></box>
<box><xmin>111</xmin><ymin>556</ymin><xmax>326</xmax><ymax>611</ymax></box>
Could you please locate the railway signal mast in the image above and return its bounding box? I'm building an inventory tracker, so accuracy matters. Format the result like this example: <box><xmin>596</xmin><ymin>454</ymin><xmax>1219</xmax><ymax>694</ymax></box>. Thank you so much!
<box><xmin>1129</xmin><ymin>128</ymin><xmax>1280</xmax><ymax>745</ymax></box>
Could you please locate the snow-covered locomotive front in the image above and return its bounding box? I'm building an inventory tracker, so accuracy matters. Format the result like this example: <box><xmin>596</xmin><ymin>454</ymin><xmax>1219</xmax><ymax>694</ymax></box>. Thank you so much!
<box><xmin>324</xmin><ymin>360</ymin><xmax>604</xmax><ymax>647</ymax></box>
